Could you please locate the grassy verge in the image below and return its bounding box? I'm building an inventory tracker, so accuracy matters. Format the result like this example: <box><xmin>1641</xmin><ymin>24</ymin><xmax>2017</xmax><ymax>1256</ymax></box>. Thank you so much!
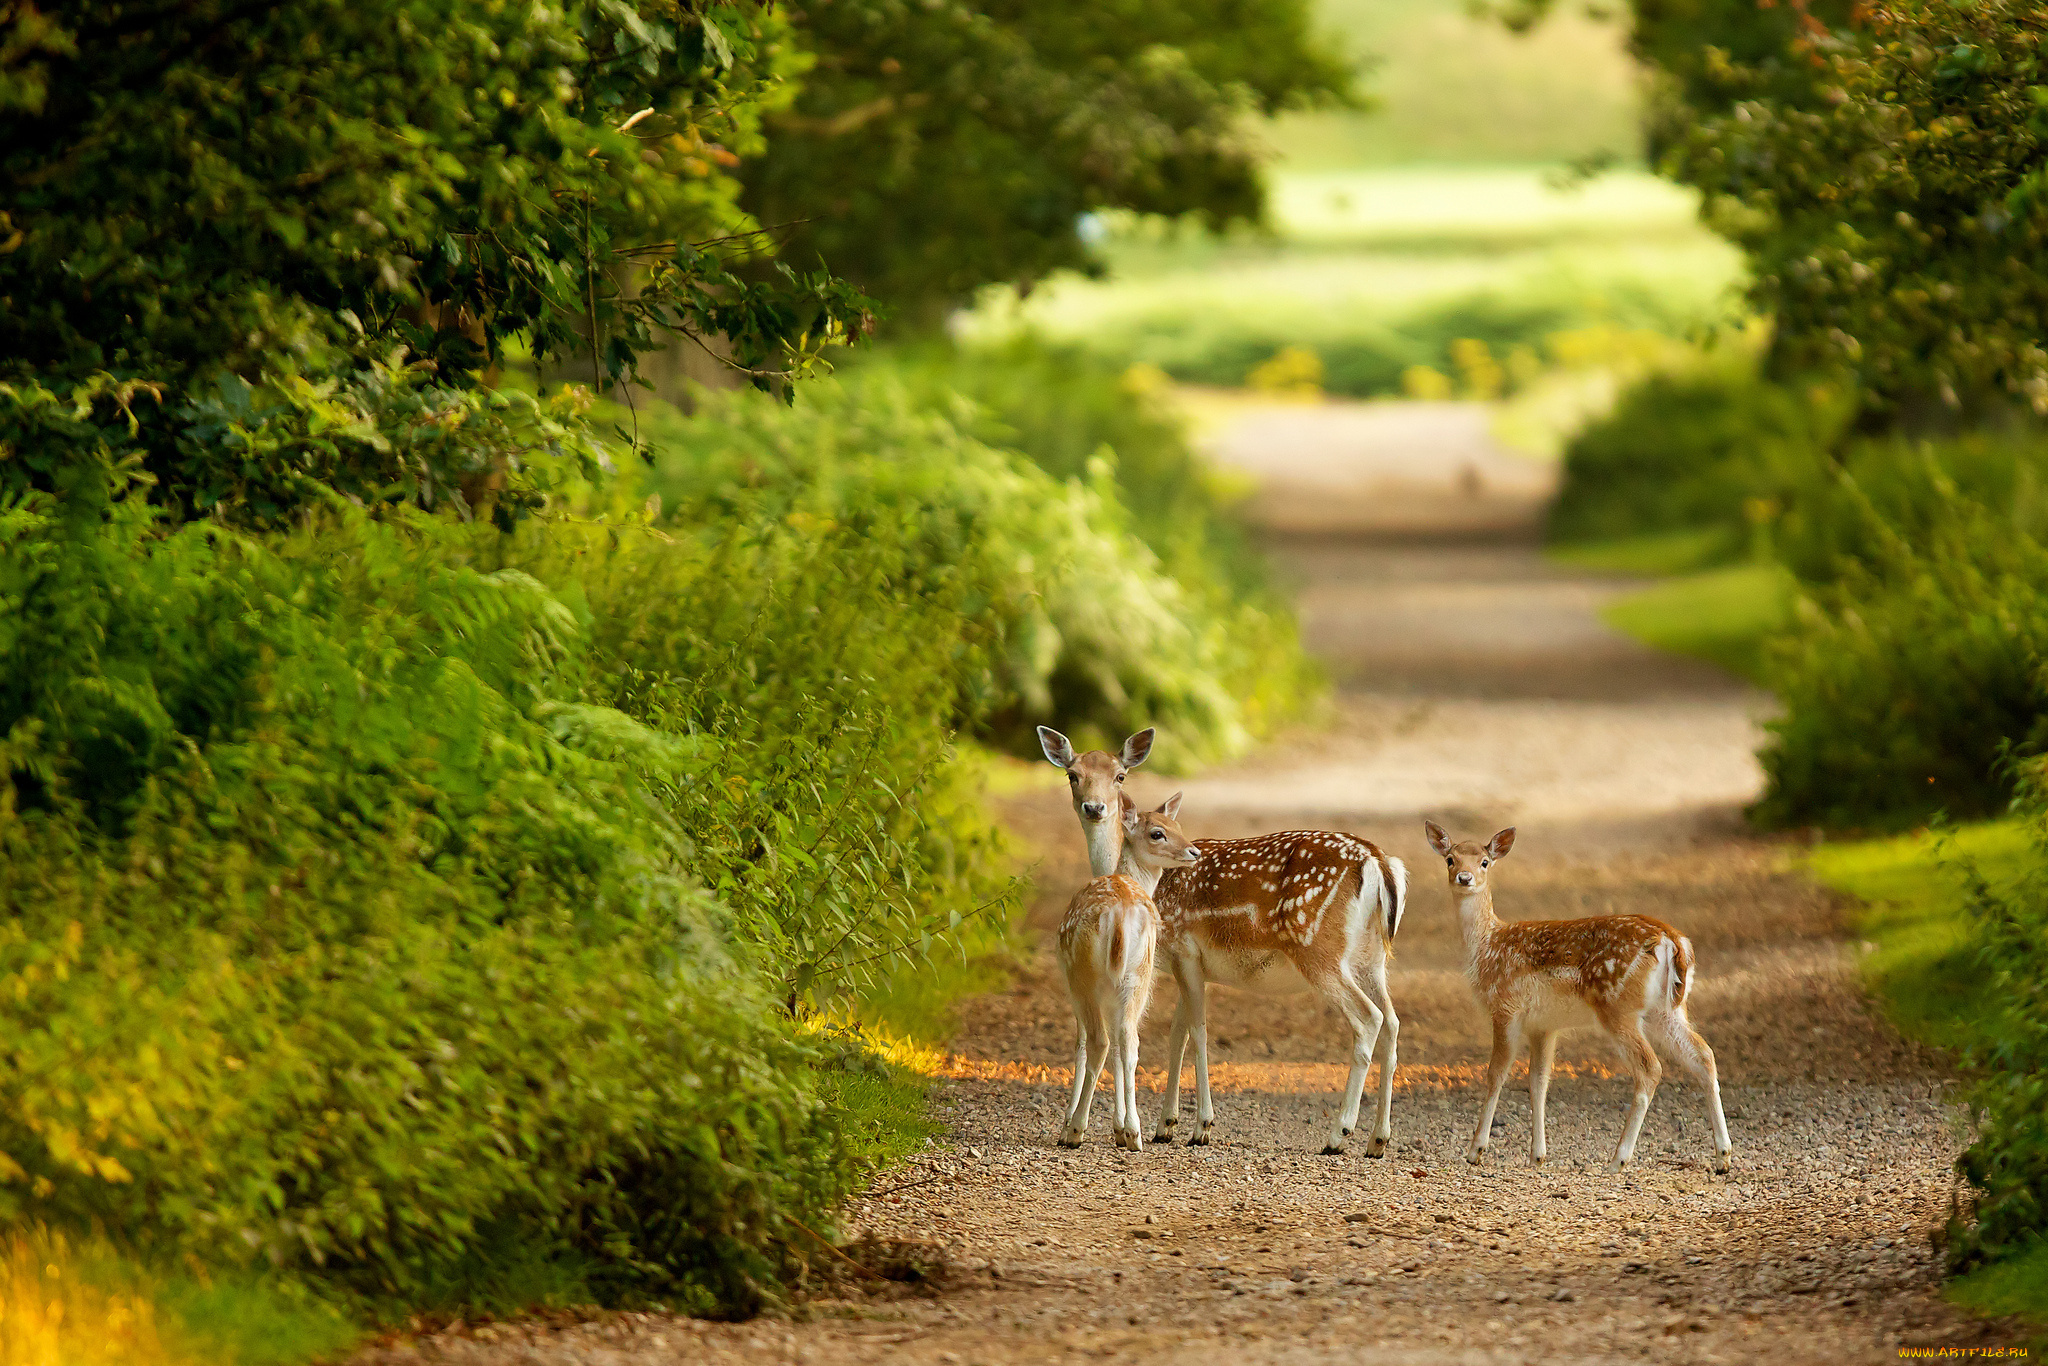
<box><xmin>1552</xmin><ymin>533</ymin><xmax>1794</xmax><ymax>684</ymax></box>
<box><xmin>1599</xmin><ymin>563</ymin><xmax>1794</xmax><ymax>684</ymax></box>
<box><xmin>1803</xmin><ymin>821</ymin><xmax>2047</xmax><ymax>1332</ymax></box>
<box><xmin>1806</xmin><ymin>822</ymin><xmax>2032</xmax><ymax>1055</ymax></box>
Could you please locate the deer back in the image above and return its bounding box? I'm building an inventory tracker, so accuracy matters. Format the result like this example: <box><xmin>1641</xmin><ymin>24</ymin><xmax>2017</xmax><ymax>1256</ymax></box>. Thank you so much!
<box><xmin>1153</xmin><ymin>830</ymin><xmax>1401</xmax><ymax>960</ymax></box>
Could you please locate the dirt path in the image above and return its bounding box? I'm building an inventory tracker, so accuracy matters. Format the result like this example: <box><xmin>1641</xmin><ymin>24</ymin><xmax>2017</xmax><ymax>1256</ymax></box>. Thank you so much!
<box><xmin>370</xmin><ymin>401</ymin><xmax>2006</xmax><ymax>1364</ymax></box>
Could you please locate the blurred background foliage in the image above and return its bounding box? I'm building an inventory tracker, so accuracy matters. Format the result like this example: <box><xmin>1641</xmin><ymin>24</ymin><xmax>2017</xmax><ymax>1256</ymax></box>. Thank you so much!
<box><xmin>0</xmin><ymin>0</ymin><xmax>1329</xmax><ymax>1346</ymax></box>
<box><xmin>9</xmin><ymin>0</ymin><xmax>2048</xmax><ymax>1344</ymax></box>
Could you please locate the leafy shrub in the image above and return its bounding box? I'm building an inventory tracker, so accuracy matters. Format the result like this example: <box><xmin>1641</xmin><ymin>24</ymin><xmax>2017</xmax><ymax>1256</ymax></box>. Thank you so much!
<box><xmin>0</xmin><ymin>460</ymin><xmax>1002</xmax><ymax>1313</ymax></box>
<box><xmin>1548</xmin><ymin>358</ymin><xmax>1848</xmax><ymax>546</ymax></box>
<box><xmin>637</xmin><ymin>368</ymin><xmax>1313</xmax><ymax>764</ymax></box>
<box><xmin>1770</xmin><ymin>431</ymin><xmax>2048</xmax><ymax>586</ymax></box>
<box><xmin>1754</xmin><ymin>486</ymin><xmax>2048</xmax><ymax>828</ymax></box>
<box><xmin>1949</xmin><ymin>777</ymin><xmax>2048</xmax><ymax>1272</ymax></box>
<box><xmin>1023</xmin><ymin>279</ymin><xmax>1710</xmax><ymax>400</ymax></box>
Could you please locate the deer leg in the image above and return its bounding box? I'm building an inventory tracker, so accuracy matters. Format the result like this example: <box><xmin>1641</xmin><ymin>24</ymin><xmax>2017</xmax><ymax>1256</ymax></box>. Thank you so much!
<box><xmin>1655</xmin><ymin>1009</ymin><xmax>1731</xmax><ymax>1173</ymax></box>
<box><xmin>1610</xmin><ymin>1018</ymin><xmax>1663</xmax><ymax>1173</ymax></box>
<box><xmin>1527</xmin><ymin>1030</ymin><xmax>1558</xmax><ymax>1167</ymax></box>
<box><xmin>1467</xmin><ymin>1019</ymin><xmax>1516</xmax><ymax>1165</ymax></box>
<box><xmin>1318</xmin><ymin>971</ymin><xmax>1384</xmax><ymax>1155</ymax></box>
<box><xmin>1063</xmin><ymin>1013</ymin><xmax>1111</xmax><ymax>1148</ymax></box>
<box><xmin>1357</xmin><ymin>956</ymin><xmax>1401</xmax><ymax>1158</ymax></box>
<box><xmin>1183</xmin><ymin>973</ymin><xmax>1215</xmax><ymax>1146</ymax></box>
<box><xmin>1153</xmin><ymin>989</ymin><xmax>1191</xmax><ymax>1142</ymax></box>
<box><xmin>1117</xmin><ymin>990</ymin><xmax>1145</xmax><ymax>1151</ymax></box>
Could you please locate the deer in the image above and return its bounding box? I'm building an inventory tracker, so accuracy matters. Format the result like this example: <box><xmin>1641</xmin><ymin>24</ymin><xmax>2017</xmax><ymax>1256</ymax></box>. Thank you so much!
<box><xmin>1037</xmin><ymin>726</ymin><xmax>1407</xmax><ymax>1156</ymax></box>
<box><xmin>1422</xmin><ymin>821</ymin><xmax>1732</xmax><ymax>1174</ymax></box>
<box><xmin>1057</xmin><ymin>791</ymin><xmax>1201</xmax><ymax>1150</ymax></box>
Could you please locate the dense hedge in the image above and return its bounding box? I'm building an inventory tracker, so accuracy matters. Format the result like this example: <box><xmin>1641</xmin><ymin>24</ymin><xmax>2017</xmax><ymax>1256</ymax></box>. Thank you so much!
<box><xmin>0</xmin><ymin>481</ymin><xmax>916</xmax><ymax>1312</ymax></box>
<box><xmin>1950</xmin><ymin>774</ymin><xmax>2048</xmax><ymax>1271</ymax></box>
<box><xmin>638</xmin><ymin>355</ymin><xmax>1315</xmax><ymax>764</ymax></box>
<box><xmin>0</xmin><ymin>339</ymin><xmax>1307</xmax><ymax>1317</ymax></box>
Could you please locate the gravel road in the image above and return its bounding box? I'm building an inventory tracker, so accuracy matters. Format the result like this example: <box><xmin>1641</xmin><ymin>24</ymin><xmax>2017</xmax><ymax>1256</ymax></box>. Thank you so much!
<box><xmin>360</xmin><ymin>400</ymin><xmax>2015</xmax><ymax>1365</ymax></box>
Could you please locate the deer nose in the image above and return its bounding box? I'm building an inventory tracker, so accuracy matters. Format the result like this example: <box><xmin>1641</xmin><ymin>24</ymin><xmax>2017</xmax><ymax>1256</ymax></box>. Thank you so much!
<box><xmin>1456</xmin><ymin>872</ymin><xmax>1474</xmax><ymax>886</ymax></box>
<box><xmin>1081</xmin><ymin>801</ymin><xmax>1107</xmax><ymax>820</ymax></box>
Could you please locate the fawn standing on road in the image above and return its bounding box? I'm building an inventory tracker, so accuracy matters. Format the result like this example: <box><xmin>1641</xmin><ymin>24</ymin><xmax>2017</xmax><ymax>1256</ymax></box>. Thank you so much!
<box><xmin>1039</xmin><ymin>726</ymin><xmax>1407</xmax><ymax>1156</ymax></box>
<box><xmin>1424</xmin><ymin>821</ymin><xmax>1733</xmax><ymax>1174</ymax></box>
<box><xmin>1057</xmin><ymin>791</ymin><xmax>1201</xmax><ymax>1150</ymax></box>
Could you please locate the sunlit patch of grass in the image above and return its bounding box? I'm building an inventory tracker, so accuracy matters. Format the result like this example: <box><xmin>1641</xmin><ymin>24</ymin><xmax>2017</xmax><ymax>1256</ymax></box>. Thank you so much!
<box><xmin>1548</xmin><ymin>528</ymin><xmax>1744</xmax><ymax>577</ymax></box>
<box><xmin>1948</xmin><ymin>1238</ymin><xmax>2048</xmax><ymax>1343</ymax></box>
<box><xmin>1598</xmin><ymin>562</ymin><xmax>1795</xmax><ymax>683</ymax></box>
<box><xmin>1804</xmin><ymin>820</ymin><xmax>2034</xmax><ymax>1056</ymax></box>
<box><xmin>0</xmin><ymin>1231</ymin><xmax>173</xmax><ymax>1366</ymax></box>
<box><xmin>0</xmin><ymin>1229</ymin><xmax>361</xmax><ymax>1366</ymax></box>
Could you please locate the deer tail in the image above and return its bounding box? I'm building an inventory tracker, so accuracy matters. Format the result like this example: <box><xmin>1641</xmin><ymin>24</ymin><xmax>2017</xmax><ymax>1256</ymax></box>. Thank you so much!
<box><xmin>1368</xmin><ymin>848</ymin><xmax>1407</xmax><ymax>950</ymax></box>
<box><xmin>1656</xmin><ymin>934</ymin><xmax>1694</xmax><ymax>1011</ymax></box>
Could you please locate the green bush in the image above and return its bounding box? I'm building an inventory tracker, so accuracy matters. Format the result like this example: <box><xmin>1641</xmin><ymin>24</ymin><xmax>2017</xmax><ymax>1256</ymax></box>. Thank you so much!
<box><xmin>1754</xmin><ymin>487</ymin><xmax>2048</xmax><ymax>828</ymax></box>
<box><xmin>1548</xmin><ymin>359</ymin><xmax>1847</xmax><ymax>547</ymax></box>
<box><xmin>1034</xmin><ymin>280</ymin><xmax>1710</xmax><ymax>400</ymax></box>
<box><xmin>637</xmin><ymin>366</ymin><xmax>1313</xmax><ymax>765</ymax></box>
<box><xmin>1769</xmin><ymin>431</ymin><xmax>2048</xmax><ymax>586</ymax></box>
<box><xmin>0</xmin><ymin>457</ymin><xmax>1003</xmax><ymax>1313</ymax></box>
<box><xmin>1948</xmin><ymin>780</ymin><xmax>2048</xmax><ymax>1274</ymax></box>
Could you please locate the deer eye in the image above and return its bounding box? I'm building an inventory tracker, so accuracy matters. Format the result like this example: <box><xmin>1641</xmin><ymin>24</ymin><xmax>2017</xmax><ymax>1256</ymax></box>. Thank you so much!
<box><xmin>1115</xmin><ymin>772</ymin><xmax>1126</xmax><ymax>783</ymax></box>
<box><xmin>1067</xmin><ymin>772</ymin><xmax>1077</xmax><ymax>783</ymax></box>
<box><xmin>1149</xmin><ymin>827</ymin><xmax>1165</xmax><ymax>840</ymax></box>
<box><xmin>1445</xmin><ymin>857</ymin><xmax>1454</xmax><ymax>867</ymax></box>
<box><xmin>1481</xmin><ymin>859</ymin><xmax>1490</xmax><ymax>868</ymax></box>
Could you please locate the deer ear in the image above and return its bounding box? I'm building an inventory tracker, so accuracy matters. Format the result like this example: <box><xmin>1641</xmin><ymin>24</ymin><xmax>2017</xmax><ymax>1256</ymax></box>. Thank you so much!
<box><xmin>1037</xmin><ymin>725</ymin><xmax>1076</xmax><ymax>768</ymax></box>
<box><xmin>1160</xmin><ymin>790</ymin><xmax>1184</xmax><ymax>821</ymax></box>
<box><xmin>1119</xmin><ymin>790</ymin><xmax>1140</xmax><ymax>829</ymax></box>
<box><xmin>1121</xmin><ymin>727</ymin><xmax>1155</xmax><ymax>769</ymax></box>
<box><xmin>1488</xmin><ymin>828</ymin><xmax>1517</xmax><ymax>859</ymax></box>
<box><xmin>1423</xmin><ymin>820</ymin><xmax>1453</xmax><ymax>857</ymax></box>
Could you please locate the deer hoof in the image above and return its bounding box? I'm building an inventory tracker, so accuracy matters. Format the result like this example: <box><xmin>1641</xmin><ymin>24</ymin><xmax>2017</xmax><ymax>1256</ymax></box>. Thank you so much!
<box><xmin>1363</xmin><ymin>1136</ymin><xmax>1388</xmax><ymax>1159</ymax></box>
<box><xmin>1465</xmin><ymin>1149</ymin><xmax>1485</xmax><ymax>1167</ymax></box>
<box><xmin>1712</xmin><ymin>1151</ymin><xmax>1732</xmax><ymax>1174</ymax></box>
<box><xmin>1058</xmin><ymin>1130</ymin><xmax>1085</xmax><ymax>1149</ymax></box>
<box><xmin>1186</xmin><ymin>1127</ymin><xmax>1212</xmax><ymax>1147</ymax></box>
<box><xmin>1530</xmin><ymin>1154</ymin><xmax>1547</xmax><ymax>1168</ymax></box>
<box><xmin>1607</xmin><ymin>1157</ymin><xmax>1631</xmax><ymax>1174</ymax></box>
<box><xmin>1320</xmin><ymin>1143</ymin><xmax>1346</xmax><ymax>1156</ymax></box>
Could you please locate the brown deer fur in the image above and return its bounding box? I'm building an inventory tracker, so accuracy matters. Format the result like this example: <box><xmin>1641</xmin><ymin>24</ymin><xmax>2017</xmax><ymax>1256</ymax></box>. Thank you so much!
<box><xmin>1039</xmin><ymin>728</ymin><xmax>1406</xmax><ymax>1155</ymax></box>
<box><xmin>1423</xmin><ymin>821</ymin><xmax>1732</xmax><ymax>1174</ymax></box>
<box><xmin>1057</xmin><ymin>792</ymin><xmax>1200</xmax><ymax>1150</ymax></box>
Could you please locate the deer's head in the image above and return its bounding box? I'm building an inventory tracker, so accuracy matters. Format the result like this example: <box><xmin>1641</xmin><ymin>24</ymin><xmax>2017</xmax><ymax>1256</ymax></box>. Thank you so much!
<box><xmin>1037</xmin><ymin>725</ymin><xmax>1154</xmax><ymax>826</ymax></box>
<box><xmin>1121</xmin><ymin>790</ymin><xmax>1200</xmax><ymax>869</ymax></box>
<box><xmin>1423</xmin><ymin>820</ymin><xmax>1515</xmax><ymax>893</ymax></box>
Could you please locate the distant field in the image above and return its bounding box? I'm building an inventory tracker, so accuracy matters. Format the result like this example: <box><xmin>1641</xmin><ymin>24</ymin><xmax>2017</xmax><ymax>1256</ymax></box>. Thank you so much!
<box><xmin>958</xmin><ymin>3</ymin><xmax>1730</xmax><ymax>397</ymax></box>
<box><xmin>1278</xmin><ymin>0</ymin><xmax>1642</xmax><ymax>168</ymax></box>
<box><xmin>962</xmin><ymin>167</ymin><xmax>1747</xmax><ymax>396</ymax></box>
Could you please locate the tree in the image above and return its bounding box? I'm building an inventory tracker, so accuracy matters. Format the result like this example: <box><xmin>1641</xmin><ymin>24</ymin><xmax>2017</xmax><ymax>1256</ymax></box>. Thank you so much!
<box><xmin>742</xmin><ymin>0</ymin><xmax>1353</xmax><ymax>323</ymax></box>
<box><xmin>0</xmin><ymin>0</ymin><xmax>868</xmax><ymax>520</ymax></box>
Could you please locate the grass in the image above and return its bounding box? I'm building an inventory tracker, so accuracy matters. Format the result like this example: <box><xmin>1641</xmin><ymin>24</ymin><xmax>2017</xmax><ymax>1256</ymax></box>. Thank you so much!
<box><xmin>961</xmin><ymin>166</ymin><xmax>1747</xmax><ymax>397</ymax></box>
<box><xmin>1948</xmin><ymin>1239</ymin><xmax>2048</xmax><ymax>1336</ymax></box>
<box><xmin>1596</xmin><ymin>561</ymin><xmax>1795</xmax><ymax>684</ymax></box>
<box><xmin>1806</xmin><ymin>820</ymin><xmax>2034</xmax><ymax>1056</ymax></box>
<box><xmin>1548</xmin><ymin>528</ymin><xmax>1742</xmax><ymax>577</ymax></box>
<box><xmin>1274</xmin><ymin>0</ymin><xmax>1642</xmax><ymax>169</ymax></box>
<box><xmin>1801</xmin><ymin>821</ymin><xmax>2048</xmax><ymax>1336</ymax></box>
<box><xmin>0</xmin><ymin>1231</ymin><xmax>363</xmax><ymax>1366</ymax></box>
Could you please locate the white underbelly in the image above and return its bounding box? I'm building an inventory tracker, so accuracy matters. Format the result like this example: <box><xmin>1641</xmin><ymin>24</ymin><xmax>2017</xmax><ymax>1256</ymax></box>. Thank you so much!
<box><xmin>1193</xmin><ymin>944</ymin><xmax>1306</xmax><ymax>996</ymax></box>
<box><xmin>1518</xmin><ymin>991</ymin><xmax>1601</xmax><ymax>1034</ymax></box>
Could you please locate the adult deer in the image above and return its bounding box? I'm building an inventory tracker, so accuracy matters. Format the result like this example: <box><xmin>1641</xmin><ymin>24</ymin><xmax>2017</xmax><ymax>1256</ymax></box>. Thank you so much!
<box><xmin>1057</xmin><ymin>792</ymin><xmax>1201</xmax><ymax>1150</ymax></box>
<box><xmin>1037</xmin><ymin>727</ymin><xmax>1407</xmax><ymax>1155</ymax></box>
<box><xmin>1423</xmin><ymin>821</ymin><xmax>1732</xmax><ymax>1174</ymax></box>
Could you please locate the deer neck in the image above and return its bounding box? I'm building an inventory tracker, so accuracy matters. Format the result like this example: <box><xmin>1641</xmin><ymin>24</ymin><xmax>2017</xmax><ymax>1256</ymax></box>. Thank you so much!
<box><xmin>1084</xmin><ymin>818</ymin><xmax>1122</xmax><ymax>879</ymax></box>
<box><xmin>1454</xmin><ymin>885</ymin><xmax>1501</xmax><ymax>960</ymax></box>
<box><xmin>1115</xmin><ymin>843</ymin><xmax>1164</xmax><ymax>895</ymax></box>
